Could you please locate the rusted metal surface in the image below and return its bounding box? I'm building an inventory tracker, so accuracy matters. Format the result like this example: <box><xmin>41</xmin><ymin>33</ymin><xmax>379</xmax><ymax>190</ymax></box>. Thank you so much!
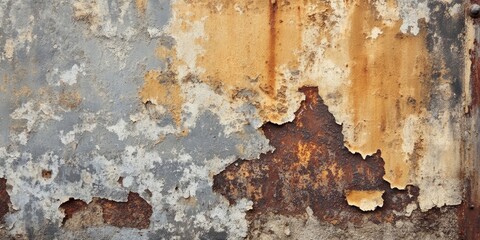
<box><xmin>214</xmin><ymin>87</ymin><xmax>418</xmax><ymax>226</ymax></box>
<box><xmin>59</xmin><ymin>192</ymin><xmax>152</xmax><ymax>230</ymax></box>
<box><xmin>98</xmin><ymin>192</ymin><xmax>152</xmax><ymax>229</ymax></box>
<box><xmin>462</xmin><ymin>2</ymin><xmax>480</xmax><ymax>238</ymax></box>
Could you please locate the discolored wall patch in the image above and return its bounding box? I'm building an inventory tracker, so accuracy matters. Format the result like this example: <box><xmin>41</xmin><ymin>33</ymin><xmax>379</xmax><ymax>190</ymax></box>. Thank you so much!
<box><xmin>214</xmin><ymin>87</ymin><xmax>419</xmax><ymax>226</ymax></box>
<box><xmin>60</xmin><ymin>192</ymin><xmax>152</xmax><ymax>230</ymax></box>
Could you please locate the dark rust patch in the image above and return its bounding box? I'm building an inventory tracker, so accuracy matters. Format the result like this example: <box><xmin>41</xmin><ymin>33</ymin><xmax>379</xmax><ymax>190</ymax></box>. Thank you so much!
<box><xmin>214</xmin><ymin>87</ymin><xmax>417</xmax><ymax>226</ymax></box>
<box><xmin>60</xmin><ymin>192</ymin><xmax>152</xmax><ymax>229</ymax></box>
<box><xmin>98</xmin><ymin>192</ymin><xmax>152</xmax><ymax>229</ymax></box>
<box><xmin>41</xmin><ymin>169</ymin><xmax>52</xmax><ymax>179</ymax></box>
<box><xmin>470</xmin><ymin>40</ymin><xmax>480</xmax><ymax>109</ymax></box>
<box><xmin>0</xmin><ymin>178</ymin><xmax>11</xmax><ymax>223</ymax></box>
<box><xmin>462</xmin><ymin>5</ymin><xmax>480</xmax><ymax>239</ymax></box>
<box><xmin>59</xmin><ymin>198</ymin><xmax>88</xmax><ymax>224</ymax></box>
<box><xmin>459</xmin><ymin>179</ymin><xmax>480</xmax><ymax>240</ymax></box>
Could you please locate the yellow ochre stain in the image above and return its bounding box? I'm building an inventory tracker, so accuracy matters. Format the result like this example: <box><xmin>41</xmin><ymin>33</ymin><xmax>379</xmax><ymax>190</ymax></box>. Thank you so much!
<box><xmin>346</xmin><ymin>1</ymin><xmax>430</xmax><ymax>189</ymax></box>
<box><xmin>139</xmin><ymin>70</ymin><xmax>183</xmax><ymax>126</ymax></box>
<box><xmin>135</xmin><ymin>0</ymin><xmax>147</xmax><ymax>14</ymax></box>
<box><xmin>171</xmin><ymin>0</ymin><xmax>306</xmax><ymax>123</ymax></box>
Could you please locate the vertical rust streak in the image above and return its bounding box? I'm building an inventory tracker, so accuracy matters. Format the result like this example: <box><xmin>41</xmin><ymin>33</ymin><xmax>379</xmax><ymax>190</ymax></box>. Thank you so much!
<box><xmin>462</xmin><ymin>3</ymin><xmax>480</xmax><ymax>238</ymax></box>
<box><xmin>471</xmin><ymin>40</ymin><xmax>480</xmax><ymax>108</ymax></box>
<box><xmin>462</xmin><ymin>14</ymin><xmax>480</xmax><ymax>238</ymax></box>
<box><xmin>267</xmin><ymin>1</ymin><xmax>278</xmax><ymax>97</ymax></box>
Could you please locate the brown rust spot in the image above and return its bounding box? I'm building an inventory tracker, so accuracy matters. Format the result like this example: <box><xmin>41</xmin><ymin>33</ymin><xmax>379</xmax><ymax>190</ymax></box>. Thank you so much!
<box><xmin>98</xmin><ymin>192</ymin><xmax>152</xmax><ymax>229</ymax></box>
<box><xmin>214</xmin><ymin>87</ymin><xmax>418</xmax><ymax>226</ymax></box>
<box><xmin>0</xmin><ymin>178</ymin><xmax>11</xmax><ymax>223</ymax></box>
<box><xmin>470</xmin><ymin>40</ymin><xmax>480</xmax><ymax>108</ymax></box>
<box><xmin>59</xmin><ymin>192</ymin><xmax>152</xmax><ymax>229</ymax></box>
<box><xmin>459</xmin><ymin>179</ymin><xmax>480</xmax><ymax>240</ymax></box>
<box><xmin>41</xmin><ymin>169</ymin><xmax>52</xmax><ymax>179</ymax></box>
<box><xmin>59</xmin><ymin>89</ymin><xmax>82</xmax><ymax>110</ymax></box>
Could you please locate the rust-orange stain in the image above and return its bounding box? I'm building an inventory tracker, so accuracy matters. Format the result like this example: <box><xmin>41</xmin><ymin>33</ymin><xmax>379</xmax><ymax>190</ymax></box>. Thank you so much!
<box><xmin>214</xmin><ymin>87</ymin><xmax>418</xmax><ymax>226</ymax></box>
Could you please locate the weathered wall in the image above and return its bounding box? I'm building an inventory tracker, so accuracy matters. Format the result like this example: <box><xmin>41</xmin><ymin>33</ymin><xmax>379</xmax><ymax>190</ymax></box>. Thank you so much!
<box><xmin>0</xmin><ymin>0</ymin><xmax>473</xmax><ymax>239</ymax></box>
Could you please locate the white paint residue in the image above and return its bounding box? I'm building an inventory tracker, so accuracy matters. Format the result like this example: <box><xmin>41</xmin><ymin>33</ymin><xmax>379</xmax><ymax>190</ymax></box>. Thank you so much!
<box><xmin>209</xmin><ymin>198</ymin><xmax>253</xmax><ymax>238</ymax></box>
<box><xmin>182</xmin><ymin>82</ymin><xmax>254</xmax><ymax>135</ymax></box>
<box><xmin>417</xmin><ymin>112</ymin><xmax>463</xmax><ymax>211</ymax></box>
<box><xmin>401</xmin><ymin>115</ymin><xmax>420</xmax><ymax>155</ymax></box>
<box><xmin>368</xmin><ymin>27</ymin><xmax>383</xmax><ymax>39</ymax></box>
<box><xmin>397</xmin><ymin>0</ymin><xmax>430</xmax><ymax>35</ymax></box>
<box><xmin>4</xmin><ymin>39</ymin><xmax>14</xmax><ymax>60</ymax></box>
<box><xmin>1</xmin><ymin>15</ymin><xmax>35</xmax><ymax>61</ymax></box>
<box><xmin>59</xmin><ymin>113</ymin><xmax>97</xmax><ymax>145</ymax></box>
<box><xmin>107</xmin><ymin>107</ymin><xmax>177</xmax><ymax>141</ymax></box>
<box><xmin>60</xmin><ymin>64</ymin><xmax>85</xmax><ymax>85</ymax></box>
<box><xmin>10</xmin><ymin>102</ymin><xmax>62</xmax><ymax>144</ymax></box>
<box><xmin>374</xmin><ymin>0</ymin><xmax>400</xmax><ymax>26</ymax></box>
<box><xmin>107</xmin><ymin>119</ymin><xmax>129</xmax><ymax>141</ymax></box>
<box><xmin>448</xmin><ymin>3</ymin><xmax>462</xmax><ymax>17</ymax></box>
<box><xmin>166</xmin><ymin>3</ymin><xmax>206</xmax><ymax>79</ymax></box>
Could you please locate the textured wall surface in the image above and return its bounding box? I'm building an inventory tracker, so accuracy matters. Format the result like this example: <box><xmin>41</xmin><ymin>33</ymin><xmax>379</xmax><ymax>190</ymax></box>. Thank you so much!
<box><xmin>0</xmin><ymin>0</ymin><xmax>474</xmax><ymax>239</ymax></box>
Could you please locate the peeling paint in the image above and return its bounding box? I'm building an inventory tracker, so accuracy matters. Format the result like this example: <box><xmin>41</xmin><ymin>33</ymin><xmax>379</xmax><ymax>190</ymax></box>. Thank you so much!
<box><xmin>0</xmin><ymin>0</ymin><xmax>471</xmax><ymax>238</ymax></box>
<box><xmin>345</xmin><ymin>190</ymin><xmax>385</xmax><ymax>211</ymax></box>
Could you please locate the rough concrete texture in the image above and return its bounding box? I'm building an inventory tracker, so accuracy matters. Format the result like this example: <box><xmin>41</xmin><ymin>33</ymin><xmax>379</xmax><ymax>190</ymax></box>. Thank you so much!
<box><xmin>0</xmin><ymin>0</ymin><xmax>472</xmax><ymax>239</ymax></box>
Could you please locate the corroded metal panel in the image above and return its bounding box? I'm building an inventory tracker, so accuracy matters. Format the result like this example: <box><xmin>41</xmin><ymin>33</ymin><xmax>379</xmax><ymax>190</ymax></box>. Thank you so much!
<box><xmin>0</xmin><ymin>0</ymin><xmax>474</xmax><ymax>239</ymax></box>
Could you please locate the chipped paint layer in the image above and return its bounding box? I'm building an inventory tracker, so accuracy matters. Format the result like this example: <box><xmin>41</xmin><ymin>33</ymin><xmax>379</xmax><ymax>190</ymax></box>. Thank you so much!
<box><xmin>159</xmin><ymin>0</ymin><xmax>464</xmax><ymax>209</ymax></box>
<box><xmin>214</xmin><ymin>88</ymin><xmax>420</xmax><ymax>226</ymax></box>
<box><xmin>346</xmin><ymin>190</ymin><xmax>385</xmax><ymax>211</ymax></box>
<box><xmin>60</xmin><ymin>192</ymin><xmax>152</xmax><ymax>230</ymax></box>
<box><xmin>0</xmin><ymin>0</ymin><xmax>471</xmax><ymax>239</ymax></box>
